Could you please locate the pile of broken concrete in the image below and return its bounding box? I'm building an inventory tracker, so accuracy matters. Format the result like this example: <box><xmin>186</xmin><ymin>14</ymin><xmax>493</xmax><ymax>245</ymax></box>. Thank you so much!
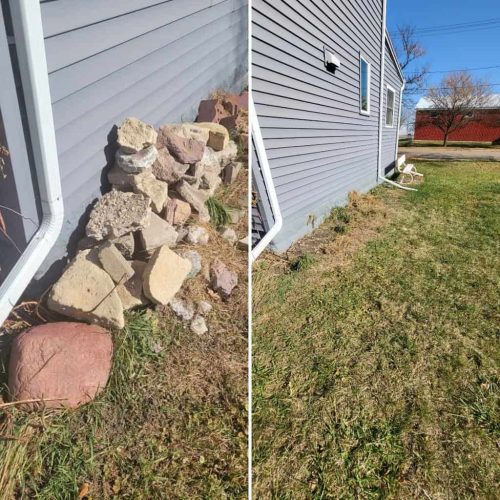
<box><xmin>47</xmin><ymin>115</ymin><xmax>244</xmax><ymax>334</ymax></box>
<box><xmin>8</xmin><ymin>93</ymin><xmax>248</xmax><ymax>410</ymax></box>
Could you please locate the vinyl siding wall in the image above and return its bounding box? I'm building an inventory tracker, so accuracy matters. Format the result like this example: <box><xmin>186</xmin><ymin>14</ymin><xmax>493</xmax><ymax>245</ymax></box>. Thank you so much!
<box><xmin>252</xmin><ymin>0</ymin><xmax>384</xmax><ymax>252</ymax></box>
<box><xmin>33</xmin><ymin>0</ymin><xmax>247</xmax><ymax>280</ymax></box>
<box><xmin>381</xmin><ymin>40</ymin><xmax>402</xmax><ymax>175</ymax></box>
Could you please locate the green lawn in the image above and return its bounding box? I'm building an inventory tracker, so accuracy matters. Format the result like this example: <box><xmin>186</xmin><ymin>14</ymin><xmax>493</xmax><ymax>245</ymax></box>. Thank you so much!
<box><xmin>253</xmin><ymin>162</ymin><xmax>500</xmax><ymax>498</ymax></box>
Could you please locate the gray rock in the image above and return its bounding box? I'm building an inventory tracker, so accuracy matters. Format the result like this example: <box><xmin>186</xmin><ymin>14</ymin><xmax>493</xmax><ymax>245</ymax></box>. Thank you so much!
<box><xmin>140</xmin><ymin>213</ymin><xmax>178</xmax><ymax>253</ymax></box>
<box><xmin>133</xmin><ymin>171</ymin><xmax>169</xmax><ymax>213</ymax></box>
<box><xmin>107</xmin><ymin>165</ymin><xmax>139</xmax><ymax>189</ymax></box>
<box><xmin>200</xmin><ymin>170</ymin><xmax>222</xmax><ymax>195</ymax></box>
<box><xmin>197</xmin><ymin>301</ymin><xmax>213</xmax><ymax>314</ymax></box>
<box><xmin>219</xmin><ymin>227</ymin><xmax>238</xmax><ymax>245</ymax></box>
<box><xmin>210</xmin><ymin>260</ymin><xmax>238</xmax><ymax>299</ymax></box>
<box><xmin>98</xmin><ymin>242</ymin><xmax>135</xmax><ymax>283</ymax></box>
<box><xmin>176</xmin><ymin>226</ymin><xmax>189</xmax><ymax>243</ymax></box>
<box><xmin>86</xmin><ymin>190</ymin><xmax>151</xmax><ymax>241</ymax></box>
<box><xmin>176</xmin><ymin>180</ymin><xmax>210</xmax><ymax>222</ymax></box>
<box><xmin>224</xmin><ymin>162</ymin><xmax>242</xmax><ymax>185</ymax></box>
<box><xmin>181</xmin><ymin>250</ymin><xmax>202</xmax><ymax>278</ymax></box>
<box><xmin>116</xmin><ymin>261</ymin><xmax>149</xmax><ymax>310</ymax></box>
<box><xmin>169</xmin><ymin>297</ymin><xmax>195</xmax><ymax>321</ymax></box>
<box><xmin>111</xmin><ymin>233</ymin><xmax>135</xmax><ymax>259</ymax></box>
<box><xmin>186</xmin><ymin>226</ymin><xmax>209</xmax><ymax>245</ymax></box>
<box><xmin>190</xmin><ymin>315</ymin><xmax>208</xmax><ymax>335</ymax></box>
<box><xmin>116</xmin><ymin>145</ymin><xmax>158</xmax><ymax>174</ymax></box>
<box><xmin>213</xmin><ymin>141</ymin><xmax>238</xmax><ymax>168</ymax></box>
<box><xmin>117</xmin><ymin>117</ymin><xmax>157</xmax><ymax>154</ymax></box>
<box><xmin>237</xmin><ymin>236</ymin><xmax>249</xmax><ymax>251</ymax></box>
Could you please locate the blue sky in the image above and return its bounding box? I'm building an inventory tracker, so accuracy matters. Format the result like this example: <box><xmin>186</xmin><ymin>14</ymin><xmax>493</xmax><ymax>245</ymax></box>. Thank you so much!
<box><xmin>387</xmin><ymin>0</ymin><xmax>500</xmax><ymax>102</ymax></box>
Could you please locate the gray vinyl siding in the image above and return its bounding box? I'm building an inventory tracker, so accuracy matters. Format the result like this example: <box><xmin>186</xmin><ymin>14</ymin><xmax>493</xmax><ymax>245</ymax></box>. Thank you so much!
<box><xmin>381</xmin><ymin>40</ymin><xmax>403</xmax><ymax>175</ymax></box>
<box><xmin>252</xmin><ymin>0</ymin><xmax>384</xmax><ymax>251</ymax></box>
<box><xmin>33</xmin><ymin>0</ymin><xmax>248</xmax><ymax>278</ymax></box>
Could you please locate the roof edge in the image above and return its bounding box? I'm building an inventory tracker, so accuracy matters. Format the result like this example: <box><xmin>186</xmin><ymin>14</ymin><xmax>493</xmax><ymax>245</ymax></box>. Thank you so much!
<box><xmin>385</xmin><ymin>29</ymin><xmax>405</xmax><ymax>84</ymax></box>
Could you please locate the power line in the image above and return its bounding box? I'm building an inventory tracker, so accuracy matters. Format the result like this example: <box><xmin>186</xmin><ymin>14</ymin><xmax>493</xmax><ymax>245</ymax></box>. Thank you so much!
<box><xmin>390</xmin><ymin>17</ymin><xmax>500</xmax><ymax>38</ymax></box>
<box><xmin>413</xmin><ymin>17</ymin><xmax>500</xmax><ymax>33</ymax></box>
<box><xmin>426</xmin><ymin>64</ymin><xmax>500</xmax><ymax>74</ymax></box>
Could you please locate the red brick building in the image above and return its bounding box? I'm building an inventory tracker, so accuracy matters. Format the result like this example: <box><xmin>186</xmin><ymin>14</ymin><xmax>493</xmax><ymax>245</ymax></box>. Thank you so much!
<box><xmin>414</xmin><ymin>95</ymin><xmax>500</xmax><ymax>143</ymax></box>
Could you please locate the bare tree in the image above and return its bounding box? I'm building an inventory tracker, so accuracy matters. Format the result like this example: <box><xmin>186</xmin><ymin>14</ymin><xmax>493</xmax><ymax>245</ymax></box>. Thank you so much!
<box><xmin>393</xmin><ymin>26</ymin><xmax>430</xmax><ymax>137</ymax></box>
<box><xmin>396</xmin><ymin>26</ymin><xmax>429</xmax><ymax>93</ymax></box>
<box><xmin>425</xmin><ymin>72</ymin><xmax>491</xmax><ymax>146</ymax></box>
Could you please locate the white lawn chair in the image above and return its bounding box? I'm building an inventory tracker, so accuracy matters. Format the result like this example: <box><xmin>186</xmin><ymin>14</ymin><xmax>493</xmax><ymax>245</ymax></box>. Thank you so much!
<box><xmin>396</xmin><ymin>156</ymin><xmax>423</xmax><ymax>184</ymax></box>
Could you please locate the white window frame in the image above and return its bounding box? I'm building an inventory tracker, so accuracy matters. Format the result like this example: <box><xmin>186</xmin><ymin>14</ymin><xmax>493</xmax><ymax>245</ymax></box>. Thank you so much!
<box><xmin>385</xmin><ymin>85</ymin><xmax>396</xmax><ymax>127</ymax></box>
<box><xmin>359</xmin><ymin>54</ymin><xmax>371</xmax><ymax>115</ymax></box>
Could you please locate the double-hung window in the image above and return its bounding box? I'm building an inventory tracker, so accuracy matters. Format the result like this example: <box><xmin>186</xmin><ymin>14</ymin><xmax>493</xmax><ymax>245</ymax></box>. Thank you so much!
<box><xmin>359</xmin><ymin>55</ymin><xmax>371</xmax><ymax>115</ymax></box>
<box><xmin>385</xmin><ymin>85</ymin><xmax>395</xmax><ymax>127</ymax></box>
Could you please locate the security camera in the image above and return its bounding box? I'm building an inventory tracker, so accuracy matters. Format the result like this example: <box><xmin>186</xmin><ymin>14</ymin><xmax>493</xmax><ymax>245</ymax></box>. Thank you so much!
<box><xmin>324</xmin><ymin>48</ymin><xmax>341</xmax><ymax>74</ymax></box>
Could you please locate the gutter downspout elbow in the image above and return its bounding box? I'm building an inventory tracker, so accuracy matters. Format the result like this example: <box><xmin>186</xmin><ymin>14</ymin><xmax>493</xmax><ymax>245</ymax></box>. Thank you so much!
<box><xmin>376</xmin><ymin>2</ymin><xmax>416</xmax><ymax>193</ymax></box>
<box><xmin>0</xmin><ymin>0</ymin><xmax>64</xmax><ymax>326</ymax></box>
<box><xmin>250</xmin><ymin>98</ymin><xmax>282</xmax><ymax>262</ymax></box>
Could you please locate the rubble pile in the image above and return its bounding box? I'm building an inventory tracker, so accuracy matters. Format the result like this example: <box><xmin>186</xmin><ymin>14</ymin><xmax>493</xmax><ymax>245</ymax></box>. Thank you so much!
<box><xmin>48</xmin><ymin>93</ymin><xmax>248</xmax><ymax>335</ymax></box>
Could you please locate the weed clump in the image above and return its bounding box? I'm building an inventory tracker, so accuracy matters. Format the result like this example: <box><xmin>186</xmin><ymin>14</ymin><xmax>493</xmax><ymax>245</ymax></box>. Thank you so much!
<box><xmin>290</xmin><ymin>253</ymin><xmax>315</xmax><ymax>272</ymax></box>
<box><xmin>206</xmin><ymin>197</ymin><xmax>231</xmax><ymax>227</ymax></box>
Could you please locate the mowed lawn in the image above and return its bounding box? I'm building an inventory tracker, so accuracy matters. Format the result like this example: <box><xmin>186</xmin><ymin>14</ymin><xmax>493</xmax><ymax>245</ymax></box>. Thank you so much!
<box><xmin>253</xmin><ymin>162</ymin><xmax>499</xmax><ymax>498</ymax></box>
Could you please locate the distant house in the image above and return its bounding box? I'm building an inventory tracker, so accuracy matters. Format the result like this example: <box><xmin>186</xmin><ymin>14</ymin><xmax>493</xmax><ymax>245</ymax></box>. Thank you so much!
<box><xmin>414</xmin><ymin>95</ymin><xmax>500</xmax><ymax>143</ymax></box>
<box><xmin>0</xmin><ymin>0</ymin><xmax>248</xmax><ymax>290</ymax></box>
<box><xmin>251</xmin><ymin>0</ymin><xmax>404</xmax><ymax>257</ymax></box>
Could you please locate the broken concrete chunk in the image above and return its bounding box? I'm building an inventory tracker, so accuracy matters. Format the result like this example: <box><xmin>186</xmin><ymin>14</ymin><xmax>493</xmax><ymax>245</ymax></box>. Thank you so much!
<box><xmin>164</xmin><ymin>198</ymin><xmax>191</xmax><ymax>226</ymax></box>
<box><xmin>8</xmin><ymin>322</ymin><xmax>113</xmax><ymax>409</ymax></box>
<box><xmin>237</xmin><ymin>236</ymin><xmax>249</xmax><ymax>251</ymax></box>
<box><xmin>133</xmin><ymin>171</ymin><xmax>169</xmax><ymax>213</ymax></box>
<box><xmin>116</xmin><ymin>145</ymin><xmax>157</xmax><ymax>174</ymax></box>
<box><xmin>111</xmin><ymin>233</ymin><xmax>135</xmax><ymax>259</ymax></box>
<box><xmin>86</xmin><ymin>190</ymin><xmax>151</xmax><ymax>240</ymax></box>
<box><xmin>186</xmin><ymin>226</ymin><xmax>209</xmax><ymax>245</ymax></box>
<box><xmin>224</xmin><ymin>162</ymin><xmax>242</xmax><ymax>185</ymax></box>
<box><xmin>98</xmin><ymin>242</ymin><xmax>134</xmax><ymax>283</ymax></box>
<box><xmin>176</xmin><ymin>180</ymin><xmax>210</xmax><ymax>222</ymax></box>
<box><xmin>197</xmin><ymin>301</ymin><xmax>213</xmax><ymax>314</ymax></box>
<box><xmin>196</xmin><ymin>123</ymin><xmax>230</xmax><ymax>151</ymax></box>
<box><xmin>213</xmin><ymin>141</ymin><xmax>238</xmax><ymax>168</ymax></box>
<box><xmin>191</xmin><ymin>315</ymin><xmax>208</xmax><ymax>335</ymax></box>
<box><xmin>170</xmin><ymin>297</ymin><xmax>195</xmax><ymax>321</ymax></box>
<box><xmin>117</xmin><ymin>117</ymin><xmax>157</xmax><ymax>154</ymax></box>
<box><xmin>200</xmin><ymin>170</ymin><xmax>222</xmax><ymax>195</ymax></box>
<box><xmin>181</xmin><ymin>250</ymin><xmax>202</xmax><ymax>278</ymax></box>
<box><xmin>164</xmin><ymin>123</ymin><xmax>210</xmax><ymax>145</ymax></box>
<box><xmin>210</xmin><ymin>260</ymin><xmax>238</xmax><ymax>299</ymax></box>
<box><xmin>143</xmin><ymin>246</ymin><xmax>192</xmax><ymax>305</ymax></box>
<box><xmin>219</xmin><ymin>227</ymin><xmax>238</xmax><ymax>245</ymax></box>
<box><xmin>140</xmin><ymin>212</ymin><xmax>178</xmax><ymax>253</ymax></box>
<box><xmin>152</xmin><ymin>147</ymin><xmax>189</xmax><ymax>183</ymax></box>
<box><xmin>160</xmin><ymin>128</ymin><xmax>205</xmax><ymax>164</ymax></box>
<box><xmin>47</xmin><ymin>250</ymin><xmax>124</xmax><ymax>329</ymax></box>
<box><xmin>116</xmin><ymin>260</ymin><xmax>149</xmax><ymax>310</ymax></box>
<box><xmin>107</xmin><ymin>165</ymin><xmax>140</xmax><ymax>189</ymax></box>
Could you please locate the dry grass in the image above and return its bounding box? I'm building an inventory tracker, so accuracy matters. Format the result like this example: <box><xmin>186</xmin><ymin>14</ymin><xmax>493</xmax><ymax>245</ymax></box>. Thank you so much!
<box><xmin>0</xmin><ymin>169</ymin><xmax>248</xmax><ymax>498</ymax></box>
<box><xmin>253</xmin><ymin>162</ymin><xmax>500</xmax><ymax>498</ymax></box>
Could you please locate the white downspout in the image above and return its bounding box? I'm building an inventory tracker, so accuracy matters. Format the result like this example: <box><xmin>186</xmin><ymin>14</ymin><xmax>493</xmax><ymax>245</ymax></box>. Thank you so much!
<box><xmin>394</xmin><ymin>81</ymin><xmax>405</xmax><ymax>163</ymax></box>
<box><xmin>0</xmin><ymin>0</ymin><xmax>64</xmax><ymax>326</ymax></box>
<box><xmin>377</xmin><ymin>0</ymin><xmax>416</xmax><ymax>192</ymax></box>
<box><xmin>250</xmin><ymin>97</ymin><xmax>282</xmax><ymax>262</ymax></box>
